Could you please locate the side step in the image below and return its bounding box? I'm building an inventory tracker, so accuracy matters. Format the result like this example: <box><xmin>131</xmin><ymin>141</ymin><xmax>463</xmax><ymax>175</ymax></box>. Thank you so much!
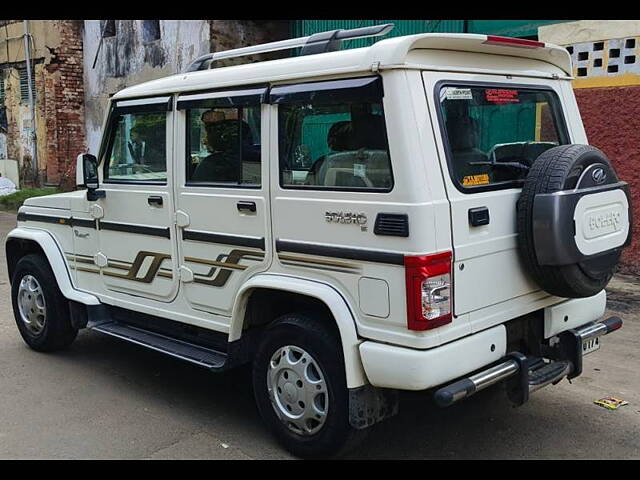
<box><xmin>90</xmin><ymin>321</ymin><xmax>228</xmax><ymax>370</ymax></box>
<box><xmin>528</xmin><ymin>359</ymin><xmax>571</xmax><ymax>393</ymax></box>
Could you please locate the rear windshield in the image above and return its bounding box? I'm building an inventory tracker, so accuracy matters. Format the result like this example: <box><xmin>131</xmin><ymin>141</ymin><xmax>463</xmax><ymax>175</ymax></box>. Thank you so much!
<box><xmin>438</xmin><ymin>85</ymin><xmax>569</xmax><ymax>191</ymax></box>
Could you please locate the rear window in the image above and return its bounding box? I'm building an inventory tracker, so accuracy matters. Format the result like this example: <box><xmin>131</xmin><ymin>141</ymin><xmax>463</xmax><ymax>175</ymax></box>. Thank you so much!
<box><xmin>438</xmin><ymin>85</ymin><xmax>569</xmax><ymax>191</ymax></box>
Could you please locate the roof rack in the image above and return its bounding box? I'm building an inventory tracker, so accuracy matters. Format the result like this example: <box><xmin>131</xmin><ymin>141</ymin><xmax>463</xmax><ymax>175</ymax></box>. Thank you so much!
<box><xmin>185</xmin><ymin>23</ymin><xmax>395</xmax><ymax>73</ymax></box>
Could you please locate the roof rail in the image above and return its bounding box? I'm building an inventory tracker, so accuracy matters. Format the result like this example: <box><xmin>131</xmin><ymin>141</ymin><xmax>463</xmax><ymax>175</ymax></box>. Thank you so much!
<box><xmin>184</xmin><ymin>23</ymin><xmax>395</xmax><ymax>73</ymax></box>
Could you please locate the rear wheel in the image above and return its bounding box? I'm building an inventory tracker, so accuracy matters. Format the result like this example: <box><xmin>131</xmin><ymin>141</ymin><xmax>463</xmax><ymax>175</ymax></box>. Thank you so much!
<box><xmin>252</xmin><ymin>313</ymin><xmax>365</xmax><ymax>458</ymax></box>
<box><xmin>11</xmin><ymin>254</ymin><xmax>77</xmax><ymax>352</ymax></box>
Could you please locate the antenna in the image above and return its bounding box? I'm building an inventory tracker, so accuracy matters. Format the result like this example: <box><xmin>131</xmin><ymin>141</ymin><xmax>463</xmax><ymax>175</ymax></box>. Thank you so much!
<box><xmin>185</xmin><ymin>23</ymin><xmax>394</xmax><ymax>73</ymax></box>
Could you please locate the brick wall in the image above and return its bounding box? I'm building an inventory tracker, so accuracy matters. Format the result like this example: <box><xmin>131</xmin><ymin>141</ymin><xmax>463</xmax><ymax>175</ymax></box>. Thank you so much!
<box><xmin>575</xmin><ymin>86</ymin><xmax>640</xmax><ymax>275</ymax></box>
<box><xmin>43</xmin><ymin>20</ymin><xmax>86</xmax><ymax>188</ymax></box>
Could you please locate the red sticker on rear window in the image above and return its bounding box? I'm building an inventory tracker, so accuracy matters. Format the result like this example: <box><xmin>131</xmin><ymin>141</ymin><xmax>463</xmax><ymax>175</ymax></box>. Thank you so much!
<box><xmin>485</xmin><ymin>89</ymin><xmax>520</xmax><ymax>104</ymax></box>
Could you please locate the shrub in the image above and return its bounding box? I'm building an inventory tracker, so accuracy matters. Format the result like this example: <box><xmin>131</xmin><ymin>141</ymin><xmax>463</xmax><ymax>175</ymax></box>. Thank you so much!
<box><xmin>0</xmin><ymin>187</ymin><xmax>60</xmax><ymax>211</ymax></box>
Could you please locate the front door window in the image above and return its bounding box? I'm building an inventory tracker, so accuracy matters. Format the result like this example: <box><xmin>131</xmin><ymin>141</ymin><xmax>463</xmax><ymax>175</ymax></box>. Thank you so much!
<box><xmin>105</xmin><ymin>111</ymin><xmax>167</xmax><ymax>183</ymax></box>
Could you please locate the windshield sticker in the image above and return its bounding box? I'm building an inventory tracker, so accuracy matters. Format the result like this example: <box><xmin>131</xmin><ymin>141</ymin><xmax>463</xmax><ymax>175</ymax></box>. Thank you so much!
<box><xmin>444</xmin><ymin>87</ymin><xmax>473</xmax><ymax>101</ymax></box>
<box><xmin>485</xmin><ymin>89</ymin><xmax>520</xmax><ymax>104</ymax></box>
<box><xmin>462</xmin><ymin>174</ymin><xmax>490</xmax><ymax>186</ymax></box>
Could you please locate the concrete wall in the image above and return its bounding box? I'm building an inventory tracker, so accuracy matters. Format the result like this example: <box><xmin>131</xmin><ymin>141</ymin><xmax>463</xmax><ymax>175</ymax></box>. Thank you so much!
<box><xmin>83</xmin><ymin>20</ymin><xmax>211</xmax><ymax>155</ymax></box>
<box><xmin>540</xmin><ymin>20</ymin><xmax>640</xmax><ymax>275</ymax></box>
<box><xmin>83</xmin><ymin>20</ymin><xmax>290</xmax><ymax>155</ymax></box>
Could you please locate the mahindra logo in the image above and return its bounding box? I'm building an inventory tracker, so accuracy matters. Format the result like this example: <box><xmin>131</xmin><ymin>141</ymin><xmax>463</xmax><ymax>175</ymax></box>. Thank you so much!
<box><xmin>591</xmin><ymin>167</ymin><xmax>607</xmax><ymax>185</ymax></box>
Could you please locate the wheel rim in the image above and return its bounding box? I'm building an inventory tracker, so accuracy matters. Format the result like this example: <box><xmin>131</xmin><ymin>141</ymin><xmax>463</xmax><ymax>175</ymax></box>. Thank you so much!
<box><xmin>267</xmin><ymin>345</ymin><xmax>329</xmax><ymax>436</ymax></box>
<box><xmin>17</xmin><ymin>274</ymin><xmax>46</xmax><ymax>335</ymax></box>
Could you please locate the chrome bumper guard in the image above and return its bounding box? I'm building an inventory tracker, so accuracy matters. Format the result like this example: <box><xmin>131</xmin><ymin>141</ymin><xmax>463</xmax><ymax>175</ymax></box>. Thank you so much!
<box><xmin>434</xmin><ymin>316</ymin><xmax>622</xmax><ymax>408</ymax></box>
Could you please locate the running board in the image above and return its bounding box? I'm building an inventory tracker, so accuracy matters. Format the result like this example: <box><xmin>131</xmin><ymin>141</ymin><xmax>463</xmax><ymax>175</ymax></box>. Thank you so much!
<box><xmin>90</xmin><ymin>321</ymin><xmax>228</xmax><ymax>370</ymax></box>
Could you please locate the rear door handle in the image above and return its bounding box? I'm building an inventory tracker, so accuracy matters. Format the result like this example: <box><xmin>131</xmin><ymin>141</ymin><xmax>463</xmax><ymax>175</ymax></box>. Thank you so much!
<box><xmin>468</xmin><ymin>206</ymin><xmax>489</xmax><ymax>226</ymax></box>
<box><xmin>237</xmin><ymin>201</ymin><xmax>257</xmax><ymax>213</ymax></box>
<box><xmin>148</xmin><ymin>196</ymin><xmax>163</xmax><ymax>207</ymax></box>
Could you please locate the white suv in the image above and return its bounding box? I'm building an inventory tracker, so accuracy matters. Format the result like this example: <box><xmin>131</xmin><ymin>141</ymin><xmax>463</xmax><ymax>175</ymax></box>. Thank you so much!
<box><xmin>6</xmin><ymin>25</ymin><xmax>632</xmax><ymax>458</ymax></box>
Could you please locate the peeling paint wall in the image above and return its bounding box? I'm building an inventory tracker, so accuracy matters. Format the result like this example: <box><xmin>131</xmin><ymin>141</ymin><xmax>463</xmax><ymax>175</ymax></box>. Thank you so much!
<box><xmin>209</xmin><ymin>20</ymin><xmax>290</xmax><ymax>66</ymax></box>
<box><xmin>83</xmin><ymin>20</ymin><xmax>211</xmax><ymax>154</ymax></box>
<box><xmin>83</xmin><ymin>20</ymin><xmax>290</xmax><ymax>154</ymax></box>
<box><xmin>0</xmin><ymin>20</ymin><xmax>85</xmax><ymax>187</ymax></box>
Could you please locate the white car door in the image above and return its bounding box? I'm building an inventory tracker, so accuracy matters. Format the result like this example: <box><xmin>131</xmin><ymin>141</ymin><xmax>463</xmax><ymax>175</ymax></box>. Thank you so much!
<box><xmin>92</xmin><ymin>96</ymin><xmax>179</xmax><ymax>303</ymax></box>
<box><xmin>173</xmin><ymin>87</ymin><xmax>272</xmax><ymax>316</ymax></box>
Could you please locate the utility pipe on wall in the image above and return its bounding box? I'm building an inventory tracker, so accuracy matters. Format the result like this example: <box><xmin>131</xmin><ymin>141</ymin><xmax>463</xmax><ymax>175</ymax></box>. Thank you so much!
<box><xmin>23</xmin><ymin>20</ymin><xmax>38</xmax><ymax>179</ymax></box>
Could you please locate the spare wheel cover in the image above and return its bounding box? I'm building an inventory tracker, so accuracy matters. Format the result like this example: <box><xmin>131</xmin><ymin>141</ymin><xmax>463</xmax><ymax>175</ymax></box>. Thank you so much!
<box><xmin>517</xmin><ymin>144</ymin><xmax>632</xmax><ymax>298</ymax></box>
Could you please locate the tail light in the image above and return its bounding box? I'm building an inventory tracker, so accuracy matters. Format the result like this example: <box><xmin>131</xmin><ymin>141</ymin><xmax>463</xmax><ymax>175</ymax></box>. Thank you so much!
<box><xmin>404</xmin><ymin>251</ymin><xmax>452</xmax><ymax>331</ymax></box>
<box><xmin>483</xmin><ymin>35</ymin><xmax>545</xmax><ymax>49</ymax></box>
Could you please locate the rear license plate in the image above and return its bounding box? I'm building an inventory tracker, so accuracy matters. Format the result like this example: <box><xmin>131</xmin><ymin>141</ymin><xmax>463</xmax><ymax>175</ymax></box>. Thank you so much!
<box><xmin>582</xmin><ymin>336</ymin><xmax>601</xmax><ymax>355</ymax></box>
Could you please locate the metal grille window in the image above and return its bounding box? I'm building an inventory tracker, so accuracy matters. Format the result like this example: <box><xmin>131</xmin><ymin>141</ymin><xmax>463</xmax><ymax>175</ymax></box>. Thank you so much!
<box><xmin>142</xmin><ymin>20</ymin><xmax>161</xmax><ymax>43</ymax></box>
<box><xmin>19</xmin><ymin>67</ymin><xmax>35</xmax><ymax>104</ymax></box>
<box><xmin>569</xmin><ymin>36</ymin><xmax>640</xmax><ymax>79</ymax></box>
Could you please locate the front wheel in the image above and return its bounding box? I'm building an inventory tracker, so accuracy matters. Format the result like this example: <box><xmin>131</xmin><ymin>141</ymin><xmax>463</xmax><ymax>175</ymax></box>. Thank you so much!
<box><xmin>11</xmin><ymin>254</ymin><xmax>77</xmax><ymax>352</ymax></box>
<box><xmin>252</xmin><ymin>313</ymin><xmax>365</xmax><ymax>458</ymax></box>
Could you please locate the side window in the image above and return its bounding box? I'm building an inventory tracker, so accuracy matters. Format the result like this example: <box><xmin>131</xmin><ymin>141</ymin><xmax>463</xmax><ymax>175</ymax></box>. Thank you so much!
<box><xmin>186</xmin><ymin>106</ymin><xmax>261</xmax><ymax>186</ymax></box>
<box><xmin>105</xmin><ymin>111</ymin><xmax>167</xmax><ymax>182</ymax></box>
<box><xmin>277</xmin><ymin>78</ymin><xmax>393</xmax><ymax>191</ymax></box>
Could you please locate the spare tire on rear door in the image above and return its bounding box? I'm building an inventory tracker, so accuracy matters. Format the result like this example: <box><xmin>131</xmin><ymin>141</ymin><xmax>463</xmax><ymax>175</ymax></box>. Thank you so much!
<box><xmin>517</xmin><ymin>144</ymin><xmax>632</xmax><ymax>298</ymax></box>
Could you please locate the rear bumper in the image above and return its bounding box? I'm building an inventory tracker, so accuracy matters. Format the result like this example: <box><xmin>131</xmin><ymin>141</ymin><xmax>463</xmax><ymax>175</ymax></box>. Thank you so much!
<box><xmin>433</xmin><ymin>316</ymin><xmax>623</xmax><ymax>407</ymax></box>
<box><xmin>359</xmin><ymin>324</ymin><xmax>507</xmax><ymax>390</ymax></box>
<box><xmin>359</xmin><ymin>313</ymin><xmax>622</xmax><ymax>395</ymax></box>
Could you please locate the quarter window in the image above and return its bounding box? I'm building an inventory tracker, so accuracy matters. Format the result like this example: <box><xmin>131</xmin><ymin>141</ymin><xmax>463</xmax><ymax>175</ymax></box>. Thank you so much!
<box><xmin>278</xmin><ymin>96</ymin><xmax>393</xmax><ymax>191</ymax></box>
<box><xmin>185</xmin><ymin>106</ymin><xmax>261</xmax><ymax>186</ymax></box>
<box><xmin>105</xmin><ymin>111</ymin><xmax>167</xmax><ymax>182</ymax></box>
<box><xmin>438</xmin><ymin>85</ymin><xmax>568</xmax><ymax>190</ymax></box>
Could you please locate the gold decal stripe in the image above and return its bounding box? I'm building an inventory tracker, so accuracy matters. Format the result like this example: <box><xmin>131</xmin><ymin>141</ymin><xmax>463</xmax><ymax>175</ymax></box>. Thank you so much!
<box><xmin>279</xmin><ymin>261</ymin><xmax>359</xmax><ymax>275</ymax></box>
<box><xmin>74</xmin><ymin>266</ymin><xmax>101</xmax><ymax>274</ymax></box>
<box><xmin>185</xmin><ymin>256</ymin><xmax>247</xmax><ymax>271</ymax></box>
<box><xmin>68</xmin><ymin>249</ymin><xmax>258</xmax><ymax>287</ymax></box>
<box><xmin>278</xmin><ymin>254</ymin><xmax>359</xmax><ymax>270</ymax></box>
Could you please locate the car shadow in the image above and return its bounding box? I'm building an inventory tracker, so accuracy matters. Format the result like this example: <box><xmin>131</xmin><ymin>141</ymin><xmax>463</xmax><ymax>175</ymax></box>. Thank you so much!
<box><xmin>48</xmin><ymin>328</ymin><xmax>621</xmax><ymax>460</ymax></box>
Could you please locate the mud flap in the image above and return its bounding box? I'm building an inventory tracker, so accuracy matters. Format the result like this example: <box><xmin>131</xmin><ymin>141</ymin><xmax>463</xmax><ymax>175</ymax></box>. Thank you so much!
<box><xmin>348</xmin><ymin>385</ymin><xmax>399</xmax><ymax>430</ymax></box>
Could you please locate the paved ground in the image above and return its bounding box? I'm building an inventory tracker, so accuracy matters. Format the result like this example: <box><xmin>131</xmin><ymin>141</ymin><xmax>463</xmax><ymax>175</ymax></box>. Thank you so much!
<box><xmin>0</xmin><ymin>210</ymin><xmax>638</xmax><ymax>459</ymax></box>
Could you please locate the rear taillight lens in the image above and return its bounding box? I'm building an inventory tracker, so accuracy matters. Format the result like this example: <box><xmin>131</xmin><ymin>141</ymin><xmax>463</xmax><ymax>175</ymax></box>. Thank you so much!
<box><xmin>483</xmin><ymin>35</ymin><xmax>545</xmax><ymax>49</ymax></box>
<box><xmin>404</xmin><ymin>252</ymin><xmax>452</xmax><ymax>331</ymax></box>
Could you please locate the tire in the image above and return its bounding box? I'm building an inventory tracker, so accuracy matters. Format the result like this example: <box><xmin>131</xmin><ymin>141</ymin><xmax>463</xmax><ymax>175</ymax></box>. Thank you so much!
<box><xmin>517</xmin><ymin>144</ymin><xmax>623</xmax><ymax>298</ymax></box>
<box><xmin>252</xmin><ymin>313</ymin><xmax>366</xmax><ymax>459</ymax></box>
<box><xmin>11</xmin><ymin>254</ymin><xmax>78</xmax><ymax>352</ymax></box>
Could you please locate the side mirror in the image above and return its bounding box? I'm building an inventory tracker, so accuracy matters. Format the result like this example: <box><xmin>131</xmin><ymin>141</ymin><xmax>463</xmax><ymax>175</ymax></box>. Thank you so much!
<box><xmin>76</xmin><ymin>153</ymin><xmax>104</xmax><ymax>200</ymax></box>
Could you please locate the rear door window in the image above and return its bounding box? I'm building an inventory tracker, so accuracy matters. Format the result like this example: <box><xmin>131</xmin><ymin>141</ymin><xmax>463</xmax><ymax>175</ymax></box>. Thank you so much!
<box><xmin>275</xmin><ymin>77</ymin><xmax>394</xmax><ymax>192</ymax></box>
<box><xmin>437</xmin><ymin>84</ymin><xmax>569</xmax><ymax>191</ymax></box>
<box><xmin>185</xmin><ymin>106</ymin><xmax>261</xmax><ymax>186</ymax></box>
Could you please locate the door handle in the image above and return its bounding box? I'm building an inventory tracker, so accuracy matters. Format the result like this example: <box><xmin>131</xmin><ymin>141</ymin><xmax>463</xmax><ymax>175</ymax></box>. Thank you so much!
<box><xmin>148</xmin><ymin>196</ymin><xmax>163</xmax><ymax>207</ymax></box>
<box><xmin>237</xmin><ymin>201</ymin><xmax>256</xmax><ymax>213</ymax></box>
<box><xmin>468</xmin><ymin>206</ymin><xmax>489</xmax><ymax>226</ymax></box>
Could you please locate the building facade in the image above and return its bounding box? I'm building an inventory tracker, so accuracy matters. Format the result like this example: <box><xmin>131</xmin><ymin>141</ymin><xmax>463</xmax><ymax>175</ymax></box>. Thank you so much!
<box><xmin>0</xmin><ymin>20</ymin><xmax>85</xmax><ymax>188</ymax></box>
<box><xmin>83</xmin><ymin>20</ymin><xmax>289</xmax><ymax>156</ymax></box>
<box><xmin>1</xmin><ymin>19</ymin><xmax>637</xmax><ymax>274</ymax></box>
<box><xmin>0</xmin><ymin>20</ymin><xmax>289</xmax><ymax>188</ymax></box>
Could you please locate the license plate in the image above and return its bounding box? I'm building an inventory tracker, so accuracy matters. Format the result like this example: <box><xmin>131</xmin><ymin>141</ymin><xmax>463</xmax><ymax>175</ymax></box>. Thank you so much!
<box><xmin>582</xmin><ymin>336</ymin><xmax>601</xmax><ymax>355</ymax></box>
